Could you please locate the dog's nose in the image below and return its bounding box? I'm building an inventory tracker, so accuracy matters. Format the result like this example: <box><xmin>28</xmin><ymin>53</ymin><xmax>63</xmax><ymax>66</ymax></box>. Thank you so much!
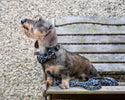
<box><xmin>21</xmin><ymin>19</ymin><xmax>26</xmax><ymax>24</ymax></box>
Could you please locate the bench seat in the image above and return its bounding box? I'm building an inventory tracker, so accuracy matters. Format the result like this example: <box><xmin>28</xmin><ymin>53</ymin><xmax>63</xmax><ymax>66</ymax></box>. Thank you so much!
<box><xmin>47</xmin><ymin>82</ymin><xmax>125</xmax><ymax>94</ymax></box>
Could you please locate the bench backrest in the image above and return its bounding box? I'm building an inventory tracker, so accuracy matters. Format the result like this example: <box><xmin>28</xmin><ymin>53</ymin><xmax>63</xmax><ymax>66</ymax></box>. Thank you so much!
<box><xmin>53</xmin><ymin>16</ymin><xmax>125</xmax><ymax>81</ymax></box>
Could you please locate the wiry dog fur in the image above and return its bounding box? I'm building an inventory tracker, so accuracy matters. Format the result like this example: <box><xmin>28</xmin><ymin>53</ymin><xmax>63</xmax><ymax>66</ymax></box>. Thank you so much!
<box><xmin>21</xmin><ymin>17</ymin><xmax>99</xmax><ymax>89</ymax></box>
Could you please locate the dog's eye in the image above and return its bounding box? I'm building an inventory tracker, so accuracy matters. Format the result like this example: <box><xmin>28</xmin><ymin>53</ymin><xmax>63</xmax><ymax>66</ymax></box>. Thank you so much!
<box><xmin>23</xmin><ymin>26</ymin><xmax>28</xmax><ymax>30</ymax></box>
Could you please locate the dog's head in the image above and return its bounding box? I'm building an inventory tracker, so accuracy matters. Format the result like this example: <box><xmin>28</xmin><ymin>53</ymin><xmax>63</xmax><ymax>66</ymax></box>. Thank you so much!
<box><xmin>21</xmin><ymin>17</ymin><xmax>57</xmax><ymax>49</ymax></box>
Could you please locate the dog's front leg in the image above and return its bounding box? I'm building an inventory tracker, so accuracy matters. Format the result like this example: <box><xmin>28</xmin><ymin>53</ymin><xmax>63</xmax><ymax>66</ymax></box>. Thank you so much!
<box><xmin>43</xmin><ymin>76</ymin><xmax>53</xmax><ymax>96</ymax></box>
<box><xmin>46</xmin><ymin>76</ymin><xmax>53</xmax><ymax>86</ymax></box>
<box><xmin>60</xmin><ymin>74</ymin><xmax>70</xmax><ymax>89</ymax></box>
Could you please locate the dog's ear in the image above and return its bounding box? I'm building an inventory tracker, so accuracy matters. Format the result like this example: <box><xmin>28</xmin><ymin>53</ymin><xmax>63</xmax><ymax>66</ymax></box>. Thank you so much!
<box><xmin>46</xmin><ymin>24</ymin><xmax>53</xmax><ymax>34</ymax></box>
<box><xmin>44</xmin><ymin>21</ymin><xmax>53</xmax><ymax>34</ymax></box>
<box><xmin>34</xmin><ymin>40</ymin><xmax>39</xmax><ymax>48</ymax></box>
<box><xmin>38</xmin><ymin>17</ymin><xmax>53</xmax><ymax>34</ymax></box>
<box><xmin>44</xmin><ymin>28</ymin><xmax>57</xmax><ymax>48</ymax></box>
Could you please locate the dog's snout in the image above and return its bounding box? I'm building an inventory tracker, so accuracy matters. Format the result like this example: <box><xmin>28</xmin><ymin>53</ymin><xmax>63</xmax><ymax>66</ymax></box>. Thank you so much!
<box><xmin>21</xmin><ymin>19</ymin><xmax>27</xmax><ymax>24</ymax></box>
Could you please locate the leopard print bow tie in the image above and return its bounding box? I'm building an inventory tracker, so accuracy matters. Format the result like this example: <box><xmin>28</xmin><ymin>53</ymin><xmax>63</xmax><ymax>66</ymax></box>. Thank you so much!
<box><xmin>37</xmin><ymin>45</ymin><xmax>60</xmax><ymax>64</ymax></box>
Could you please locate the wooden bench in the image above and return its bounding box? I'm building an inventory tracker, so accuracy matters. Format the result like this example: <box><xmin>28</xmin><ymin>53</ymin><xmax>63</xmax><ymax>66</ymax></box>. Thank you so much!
<box><xmin>45</xmin><ymin>16</ymin><xmax>125</xmax><ymax>100</ymax></box>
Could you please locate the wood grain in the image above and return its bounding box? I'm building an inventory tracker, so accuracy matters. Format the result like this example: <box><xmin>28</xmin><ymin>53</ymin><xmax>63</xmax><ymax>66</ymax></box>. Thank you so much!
<box><xmin>56</xmin><ymin>24</ymin><xmax>125</xmax><ymax>35</ymax></box>
<box><xmin>47</xmin><ymin>84</ymin><xmax>125</xmax><ymax>94</ymax></box>
<box><xmin>93</xmin><ymin>63</ymin><xmax>125</xmax><ymax>71</ymax></box>
<box><xmin>55</xmin><ymin>16</ymin><xmax>125</xmax><ymax>26</ymax></box>
<box><xmin>58</xmin><ymin>35</ymin><xmax>125</xmax><ymax>43</ymax></box>
<box><xmin>79</xmin><ymin>54</ymin><xmax>125</xmax><ymax>62</ymax></box>
<box><xmin>63</xmin><ymin>45</ymin><xmax>125</xmax><ymax>53</ymax></box>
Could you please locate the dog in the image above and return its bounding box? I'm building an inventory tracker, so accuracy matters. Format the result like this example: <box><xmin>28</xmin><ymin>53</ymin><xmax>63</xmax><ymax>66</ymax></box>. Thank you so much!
<box><xmin>21</xmin><ymin>17</ymin><xmax>99</xmax><ymax>89</ymax></box>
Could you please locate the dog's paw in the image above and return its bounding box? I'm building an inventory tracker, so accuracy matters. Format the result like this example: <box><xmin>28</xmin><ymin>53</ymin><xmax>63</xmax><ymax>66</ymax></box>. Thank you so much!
<box><xmin>60</xmin><ymin>83</ymin><xmax>69</xmax><ymax>89</ymax></box>
<box><xmin>46</xmin><ymin>77</ymin><xmax>53</xmax><ymax>86</ymax></box>
<box><xmin>60</xmin><ymin>79</ymin><xmax>69</xmax><ymax>89</ymax></box>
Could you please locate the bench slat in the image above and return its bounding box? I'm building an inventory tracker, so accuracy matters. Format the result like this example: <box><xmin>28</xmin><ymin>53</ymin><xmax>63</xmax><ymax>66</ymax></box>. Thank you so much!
<box><xmin>94</xmin><ymin>63</ymin><xmax>125</xmax><ymax>71</ymax></box>
<box><xmin>80</xmin><ymin>54</ymin><xmax>125</xmax><ymax>62</ymax></box>
<box><xmin>47</xmin><ymin>84</ymin><xmax>125</xmax><ymax>94</ymax></box>
<box><xmin>56</xmin><ymin>24</ymin><xmax>125</xmax><ymax>35</ymax></box>
<box><xmin>55</xmin><ymin>16</ymin><xmax>125</xmax><ymax>26</ymax></box>
<box><xmin>63</xmin><ymin>45</ymin><xmax>125</xmax><ymax>53</ymax></box>
<box><xmin>58</xmin><ymin>35</ymin><xmax>125</xmax><ymax>44</ymax></box>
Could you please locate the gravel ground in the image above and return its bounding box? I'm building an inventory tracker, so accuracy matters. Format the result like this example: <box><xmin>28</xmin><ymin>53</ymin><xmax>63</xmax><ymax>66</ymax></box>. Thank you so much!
<box><xmin>0</xmin><ymin>0</ymin><xmax>125</xmax><ymax>100</ymax></box>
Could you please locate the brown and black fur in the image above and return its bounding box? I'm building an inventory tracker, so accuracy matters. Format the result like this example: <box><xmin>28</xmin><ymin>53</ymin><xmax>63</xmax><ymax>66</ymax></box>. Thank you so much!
<box><xmin>21</xmin><ymin>17</ymin><xmax>99</xmax><ymax>89</ymax></box>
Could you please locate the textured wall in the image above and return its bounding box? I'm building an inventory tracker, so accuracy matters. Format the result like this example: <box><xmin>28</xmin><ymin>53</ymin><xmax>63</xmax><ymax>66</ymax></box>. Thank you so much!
<box><xmin>0</xmin><ymin>0</ymin><xmax>125</xmax><ymax>100</ymax></box>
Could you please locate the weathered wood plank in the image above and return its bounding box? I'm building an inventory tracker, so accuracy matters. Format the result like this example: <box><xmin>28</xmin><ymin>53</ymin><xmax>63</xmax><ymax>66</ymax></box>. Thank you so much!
<box><xmin>55</xmin><ymin>16</ymin><xmax>125</xmax><ymax>26</ymax></box>
<box><xmin>47</xmin><ymin>85</ymin><xmax>125</xmax><ymax>94</ymax></box>
<box><xmin>93</xmin><ymin>63</ymin><xmax>125</xmax><ymax>71</ymax></box>
<box><xmin>56</xmin><ymin>24</ymin><xmax>125</xmax><ymax>35</ymax></box>
<box><xmin>63</xmin><ymin>45</ymin><xmax>125</xmax><ymax>53</ymax></box>
<box><xmin>79</xmin><ymin>54</ymin><xmax>125</xmax><ymax>62</ymax></box>
<box><xmin>100</xmin><ymin>73</ymin><xmax>125</xmax><ymax>82</ymax></box>
<box><xmin>58</xmin><ymin>35</ymin><xmax>125</xmax><ymax>44</ymax></box>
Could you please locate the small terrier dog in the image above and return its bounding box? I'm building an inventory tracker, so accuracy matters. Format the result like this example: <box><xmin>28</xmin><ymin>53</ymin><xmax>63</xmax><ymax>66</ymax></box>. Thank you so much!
<box><xmin>21</xmin><ymin>17</ymin><xmax>99</xmax><ymax>89</ymax></box>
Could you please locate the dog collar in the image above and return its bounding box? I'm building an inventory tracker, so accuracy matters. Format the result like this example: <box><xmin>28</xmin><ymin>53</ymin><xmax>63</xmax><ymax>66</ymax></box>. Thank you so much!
<box><xmin>37</xmin><ymin>45</ymin><xmax>60</xmax><ymax>64</ymax></box>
